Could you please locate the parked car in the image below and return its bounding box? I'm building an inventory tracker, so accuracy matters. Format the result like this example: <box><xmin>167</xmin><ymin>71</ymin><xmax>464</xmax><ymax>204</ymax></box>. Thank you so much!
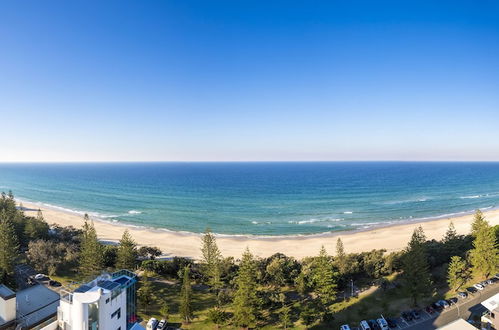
<box><xmin>368</xmin><ymin>319</ymin><xmax>380</xmax><ymax>329</ymax></box>
<box><xmin>495</xmin><ymin>273</ymin><xmax>499</xmax><ymax>279</ymax></box>
<box><xmin>466</xmin><ymin>287</ymin><xmax>477</xmax><ymax>294</ymax></box>
<box><xmin>377</xmin><ymin>318</ymin><xmax>389</xmax><ymax>330</ymax></box>
<box><xmin>486</xmin><ymin>279</ymin><xmax>494</xmax><ymax>285</ymax></box>
<box><xmin>437</xmin><ymin>300</ymin><xmax>450</xmax><ymax>308</ymax></box>
<box><xmin>386</xmin><ymin>318</ymin><xmax>398</xmax><ymax>328</ymax></box>
<box><xmin>360</xmin><ymin>320</ymin><xmax>371</xmax><ymax>330</ymax></box>
<box><xmin>474</xmin><ymin>283</ymin><xmax>484</xmax><ymax>291</ymax></box>
<box><xmin>157</xmin><ymin>320</ymin><xmax>167</xmax><ymax>330</ymax></box>
<box><xmin>431</xmin><ymin>302</ymin><xmax>443</xmax><ymax>312</ymax></box>
<box><xmin>34</xmin><ymin>274</ymin><xmax>48</xmax><ymax>281</ymax></box>
<box><xmin>147</xmin><ymin>318</ymin><xmax>158</xmax><ymax>330</ymax></box>
<box><xmin>410</xmin><ymin>310</ymin><xmax>420</xmax><ymax>319</ymax></box>
<box><xmin>425</xmin><ymin>306</ymin><xmax>435</xmax><ymax>314</ymax></box>
<box><xmin>49</xmin><ymin>280</ymin><xmax>61</xmax><ymax>287</ymax></box>
<box><xmin>401</xmin><ymin>311</ymin><xmax>413</xmax><ymax>321</ymax></box>
<box><xmin>340</xmin><ymin>325</ymin><xmax>351</xmax><ymax>330</ymax></box>
<box><xmin>480</xmin><ymin>281</ymin><xmax>488</xmax><ymax>287</ymax></box>
<box><xmin>457</xmin><ymin>292</ymin><xmax>468</xmax><ymax>299</ymax></box>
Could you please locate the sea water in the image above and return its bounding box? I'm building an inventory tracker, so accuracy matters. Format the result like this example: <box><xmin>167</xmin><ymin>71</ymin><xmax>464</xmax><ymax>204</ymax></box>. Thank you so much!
<box><xmin>0</xmin><ymin>162</ymin><xmax>498</xmax><ymax>236</ymax></box>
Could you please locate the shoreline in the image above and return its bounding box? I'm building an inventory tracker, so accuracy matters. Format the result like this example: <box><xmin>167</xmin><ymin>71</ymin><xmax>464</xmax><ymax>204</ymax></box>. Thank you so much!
<box><xmin>18</xmin><ymin>200</ymin><xmax>499</xmax><ymax>260</ymax></box>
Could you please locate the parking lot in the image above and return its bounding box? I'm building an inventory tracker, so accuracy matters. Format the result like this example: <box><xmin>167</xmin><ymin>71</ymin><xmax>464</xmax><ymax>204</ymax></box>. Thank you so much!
<box><xmin>345</xmin><ymin>277</ymin><xmax>499</xmax><ymax>330</ymax></box>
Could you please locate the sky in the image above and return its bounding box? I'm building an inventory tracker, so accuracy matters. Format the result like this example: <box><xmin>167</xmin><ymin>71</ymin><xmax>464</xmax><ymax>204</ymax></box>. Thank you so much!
<box><xmin>0</xmin><ymin>1</ymin><xmax>499</xmax><ymax>162</ymax></box>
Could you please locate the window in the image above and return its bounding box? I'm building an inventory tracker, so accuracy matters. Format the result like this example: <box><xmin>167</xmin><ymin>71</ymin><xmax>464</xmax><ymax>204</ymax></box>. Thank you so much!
<box><xmin>111</xmin><ymin>308</ymin><xmax>121</xmax><ymax>319</ymax></box>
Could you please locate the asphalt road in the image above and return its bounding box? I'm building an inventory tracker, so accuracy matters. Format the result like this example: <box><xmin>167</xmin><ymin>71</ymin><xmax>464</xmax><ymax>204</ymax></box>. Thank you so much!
<box><xmin>406</xmin><ymin>283</ymin><xmax>499</xmax><ymax>330</ymax></box>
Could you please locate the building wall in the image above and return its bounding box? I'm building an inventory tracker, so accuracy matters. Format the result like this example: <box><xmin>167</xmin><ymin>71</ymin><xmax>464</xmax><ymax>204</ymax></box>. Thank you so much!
<box><xmin>0</xmin><ymin>295</ymin><xmax>16</xmax><ymax>324</ymax></box>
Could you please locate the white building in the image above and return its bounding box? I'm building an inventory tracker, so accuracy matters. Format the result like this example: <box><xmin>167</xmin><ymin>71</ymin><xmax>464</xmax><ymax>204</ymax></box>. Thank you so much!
<box><xmin>57</xmin><ymin>270</ymin><xmax>141</xmax><ymax>330</ymax></box>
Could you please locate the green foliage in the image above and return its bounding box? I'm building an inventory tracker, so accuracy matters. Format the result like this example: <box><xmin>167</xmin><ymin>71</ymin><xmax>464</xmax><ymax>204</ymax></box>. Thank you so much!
<box><xmin>279</xmin><ymin>305</ymin><xmax>292</xmax><ymax>329</ymax></box>
<box><xmin>27</xmin><ymin>239</ymin><xmax>78</xmax><ymax>275</ymax></box>
<box><xmin>79</xmin><ymin>214</ymin><xmax>104</xmax><ymax>278</ymax></box>
<box><xmin>402</xmin><ymin>226</ymin><xmax>433</xmax><ymax>306</ymax></box>
<box><xmin>103</xmin><ymin>245</ymin><xmax>118</xmax><ymax>268</ymax></box>
<box><xmin>232</xmin><ymin>248</ymin><xmax>260</xmax><ymax>329</ymax></box>
<box><xmin>207</xmin><ymin>307</ymin><xmax>227</xmax><ymax>328</ymax></box>
<box><xmin>336</xmin><ymin>238</ymin><xmax>347</xmax><ymax>275</ymax></box>
<box><xmin>0</xmin><ymin>210</ymin><xmax>20</xmax><ymax>276</ymax></box>
<box><xmin>24</xmin><ymin>211</ymin><xmax>50</xmax><ymax>241</ymax></box>
<box><xmin>180</xmin><ymin>266</ymin><xmax>193</xmax><ymax>323</ymax></box>
<box><xmin>469</xmin><ymin>211</ymin><xmax>499</xmax><ymax>279</ymax></box>
<box><xmin>311</xmin><ymin>246</ymin><xmax>338</xmax><ymax>307</ymax></box>
<box><xmin>137</xmin><ymin>275</ymin><xmax>156</xmax><ymax>313</ymax></box>
<box><xmin>201</xmin><ymin>228</ymin><xmax>223</xmax><ymax>291</ymax></box>
<box><xmin>137</xmin><ymin>246</ymin><xmax>162</xmax><ymax>260</ymax></box>
<box><xmin>447</xmin><ymin>256</ymin><xmax>470</xmax><ymax>291</ymax></box>
<box><xmin>116</xmin><ymin>229</ymin><xmax>138</xmax><ymax>270</ymax></box>
<box><xmin>159</xmin><ymin>300</ymin><xmax>170</xmax><ymax>320</ymax></box>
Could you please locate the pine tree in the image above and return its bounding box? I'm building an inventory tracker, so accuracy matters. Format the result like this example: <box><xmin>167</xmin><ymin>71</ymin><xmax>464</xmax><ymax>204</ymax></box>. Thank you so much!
<box><xmin>311</xmin><ymin>246</ymin><xmax>337</xmax><ymax>308</ymax></box>
<box><xmin>116</xmin><ymin>229</ymin><xmax>138</xmax><ymax>270</ymax></box>
<box><xmin>0</xmin><ymin>210</ymin><xmax>20</xmax><ymax>276</ymax></box>
<box><xmin>443</xmin><ymin>222</ymin><xmax>458</xmax><ymax>242</ymax></box>
<box><xmin>469</xmin><ymin>214</ymin><xmax>498</xmax><ymax>279</ymax></box>
<box><xmin>471</xmin><ymin>210</ymin><xmax>487</xmax><ymax>237</ymax></box>
<box><xmin>402</xmin><ymin>226</ymin><xmax>432</xmax><ymax>306</ymax></box>
<box><xmin>447</xmin><ymin>256</ymin><xmax>470</xmax><ymax>292</ymax></box>
<box><xmin>137</xmin><ymin>275</ymin><xmax>156</xmax><ymax>313</ymax></box>
<box><xmin>335</xmin><ymin>237</ymin><xmax>347</xmax><ymax>275</ymax></box>
<box><xmin>79</xmin><ymin>214</ymin><xmax>104</xmax><ymax>278</ymax></box>
<box><xmin>233</xmin><ymin>248</ymin><xmax>259</xmax><ymax>329</ymax></box>
<box><xmin>201</xmin><ymin>228</ymin><xmax>223</xmax><ymax>290</ymax></box>
<box><xmin>279</xmin><ymin>305</ymin><xmax>292</xmax><ymax>329</ymax></box>
<box><xmin>180</xmin><ymin>266</ymin><xmax>193</xmax><ymax>323</ymax></box>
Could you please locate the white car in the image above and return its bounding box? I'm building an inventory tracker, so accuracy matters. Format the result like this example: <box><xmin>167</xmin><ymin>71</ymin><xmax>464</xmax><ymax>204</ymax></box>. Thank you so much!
<box><xmin>146</xmin><ymin>318</ymin><xmax>158</xmax><ymax>330</ymax></box>
<box><xmin>377</xmin><ymin>318</ymin><xmax>389</xmax><ymax>330</ymax></box>
<box><xmin>474</xmin><ymin>283</ymin><xmax>485</xmax><ymax>291</ymax></box>
<box><xmin>34</xmin><ymin>274</ymin><xmax>47</xmax><ymax>280</ymax></box>
<box><xmin>437</xmin><ymin>300</ymin><xmax>450</xmax><ymax>308</ymax></box>
<box><xmin>360</xmin><ymin>320</ymin><xmax>371</xmax><ymax>330</ymax></box>
<box><xmin>340</xmin><ymin>325</ymin><xmax>351</xmax><ymax>330</ymax></box>
<box><xmin>157</xmin><ymin>319</ymin><xmax>166</xmax><ymax>330</ymax></box>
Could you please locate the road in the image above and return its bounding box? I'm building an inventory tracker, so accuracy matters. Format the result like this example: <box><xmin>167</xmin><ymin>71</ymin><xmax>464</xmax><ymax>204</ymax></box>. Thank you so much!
<box><xmin>406</xmin><ymin>284</ymin><xmax>499</xmax><ymax>329</ymax></box>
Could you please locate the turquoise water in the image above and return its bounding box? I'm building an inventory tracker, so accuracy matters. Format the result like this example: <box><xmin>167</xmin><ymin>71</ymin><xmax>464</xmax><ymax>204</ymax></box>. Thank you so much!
<box><xmin>0</xmin><ymin>162</ymin><xmax>499</xmax><ymax>236</ymax></box>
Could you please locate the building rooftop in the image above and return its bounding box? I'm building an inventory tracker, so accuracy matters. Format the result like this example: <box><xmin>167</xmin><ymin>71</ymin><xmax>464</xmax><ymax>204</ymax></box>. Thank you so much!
<box><xmin>482</xmin><ymin>293</ymin><xmax>499</xmax><ymax>312</ymax></box>
<box><xmin>0</xmin><ymin>284</ymin><xmax>15</xmax><ymax>299</ymax></box>
<box><xmin>15</xmin><ymin>284</ymin><xmax>60</xmax><ymax>328</ymax></box>
<box><xmin>437</xmin><ymin>318</ymin><xmax>476</xmax><ymax>330</ymax></box>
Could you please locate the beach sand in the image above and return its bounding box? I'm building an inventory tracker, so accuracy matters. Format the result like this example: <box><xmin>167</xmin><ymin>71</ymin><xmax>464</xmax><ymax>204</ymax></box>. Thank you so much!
<box><xmin>19</xmin><ymin>201</ymin><xmax>499</xmax><ymax>260</ymax></box>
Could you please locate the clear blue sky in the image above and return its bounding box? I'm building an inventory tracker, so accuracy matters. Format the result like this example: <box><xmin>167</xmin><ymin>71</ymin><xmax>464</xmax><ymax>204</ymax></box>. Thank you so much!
<box><xmin>1</xmin><ymin>1</ymin><xmax>499</xmax><ymax>161</ymax></box>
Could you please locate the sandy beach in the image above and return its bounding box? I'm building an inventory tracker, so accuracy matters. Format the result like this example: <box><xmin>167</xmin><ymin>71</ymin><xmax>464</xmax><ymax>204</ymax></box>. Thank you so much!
<box><xmin>19</xmin><ymin>200</ymin><xmax>499</xmax><ymax>260</ymax></box>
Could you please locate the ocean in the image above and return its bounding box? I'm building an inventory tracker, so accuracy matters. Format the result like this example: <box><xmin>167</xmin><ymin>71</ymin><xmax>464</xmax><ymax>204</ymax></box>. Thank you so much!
<box><xmin>0</xmin><ymin>162</ymin><xmax>498</xmax><ymax>236</ymax></box>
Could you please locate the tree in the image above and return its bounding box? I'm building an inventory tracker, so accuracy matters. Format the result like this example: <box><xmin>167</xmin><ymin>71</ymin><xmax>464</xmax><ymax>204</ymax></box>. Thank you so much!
<box><xmin>137</xmin><ymin>275</ymin><xmax>156</xmax><ymax>313</ymax></box>
<box><xmin>469</xmin><ymin>213</ymin><xmax>498</xmax><ymax>279</ymax></box>
<box><xmin>443</xmin><ymin>222</ymin><xmax>458</xmax><ymax>242</ymax></box>
<box><xmin>0</xmin><ymin>210</ymin><xmax>19</xmax><ymax>276</ymax></box>
<box><xmin>471</xmin><ymin>210</ymin><xmax>487</xmax><ymax>237</ymax></box>
<box><xmin>116</xmin><ymin>229</ymin><xmax>138</xmax><ymax>270</ymax></box>
<box><xmin>299</xmin><ymin>302</ymin><xmax>317</xmax><ymax>329</ymax></box>
<box><xmin>137</xmin><ymin>246</ymin><xmax>162</xmax><ymax>260</ymax></box>
<box><xmin>279</xmin><ymin>305</ymin><xmax>292</xmax><ymax>329</ymax></box>
<box><xmin>447</xmin><ymin>256</ymin><xmax>470</xmax><ymax>292</ymax></box>
<box><xmin>232</xmin><ymin>248</ymin><xmax>260</xmax><ymax>329</ymax></box>
<box><xmin>201</xmin><ymin>228</ymin><xmax>223</xmax><ymax>291</ymax></box>
<box><xmin>159</xmin><ymin>300</ymin><xmax>170</xmax><ymax>321</ymax></box>
<box><xmin>335</xmin><ymin>237</ymin><xmax>347</xmax><ymax>275</ymax></box>
<box><xmin>402</xmin><ymin>226</ymin><xmax>432</xmax><ymax>306</ymax></box>
<box><xmin>311</xmin><ymin>246</ymin><xmax>338</xmax><ymax>308</ymax></box>
<box><xmin>27</xmin><ymin>239</ymin><xmax>78</xmax><ymax>275</ymax></box>
<box><xmin>180</xmin><ymin>266</ymin><xmax>193</xmax><ymax>323</ymax></box>
<box><xmin>207</xmin><ymin>307</ymin><xmax>226</xmax><ymax>329</ymax></box>
<box><xmin>24</xmin><ymin>216</ymin><xmax>50</xmax><ymax>241</ymax></box>
<box><xmin>79</xmin><ymin>214</ymin><xmax>104</xmax><ymax>278</ymax></box>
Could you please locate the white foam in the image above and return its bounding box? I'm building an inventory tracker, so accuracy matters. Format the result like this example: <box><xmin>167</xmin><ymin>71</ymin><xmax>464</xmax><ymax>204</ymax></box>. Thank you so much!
<box><xmin>127</xmin><ymin>210</ymin><xmax>142</xmax><ymax>214</ymax></box>
<box><xmin>460</xmin><ymin>195</ymin><xmax>481</xmax><ymax>199</ymax></box>
<box><xmin>288</xmin><ymin>218</ymin><xmax>342</xmax><ymax>225</ymax></box>
<box><xmin>343</xmin><ymin>211</ymin><xmax>353</xmax><ymax>214</ymax></box>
